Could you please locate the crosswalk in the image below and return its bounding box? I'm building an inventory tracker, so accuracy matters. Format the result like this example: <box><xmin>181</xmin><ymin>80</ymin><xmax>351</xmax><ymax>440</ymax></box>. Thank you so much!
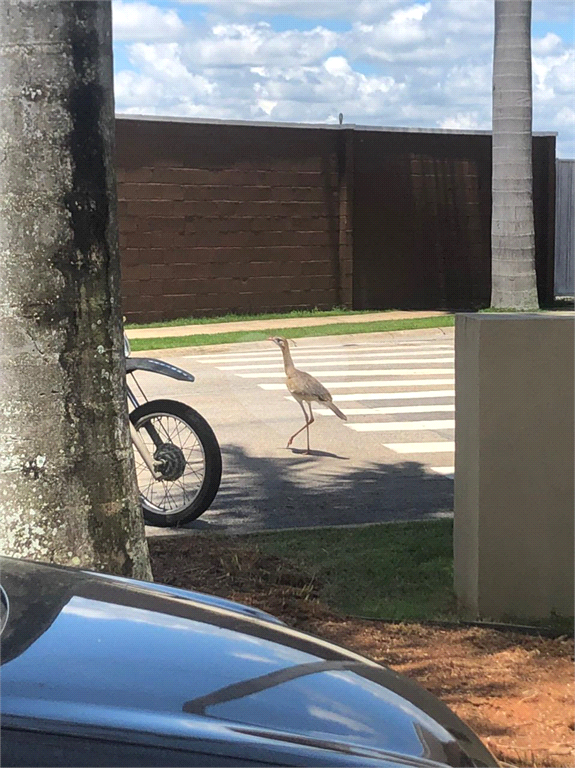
<box><xmin>187</xmin><ymin>338</ymin><xmax>455</xmax><ymax>479</ymax></box>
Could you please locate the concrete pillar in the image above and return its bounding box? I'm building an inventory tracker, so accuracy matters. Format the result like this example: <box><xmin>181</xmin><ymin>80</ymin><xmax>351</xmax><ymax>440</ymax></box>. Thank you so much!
<box><xmin>454</xmin><ymin>314</ymin><xmax>574</xmax><ymax>620</ymax></box>
<box><xmin>337</xmin><ymin>129</ymin><xmax>354</xmax><ymax>309</ymax></box>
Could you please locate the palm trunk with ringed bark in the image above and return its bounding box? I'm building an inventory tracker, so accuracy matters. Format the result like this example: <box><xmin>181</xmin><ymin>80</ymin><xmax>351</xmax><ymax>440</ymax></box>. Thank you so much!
<box><xmin>491</xmin><ymin>0</ymin><xmax>539</xmax><ymax>310</ymax></box>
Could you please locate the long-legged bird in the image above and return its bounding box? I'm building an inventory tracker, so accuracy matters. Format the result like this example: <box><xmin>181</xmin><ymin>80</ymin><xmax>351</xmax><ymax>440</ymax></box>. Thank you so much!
<box><xmin>268</xmin><ymin>336</ymin><xmax>347</xmax><ymax>453</ymax></box>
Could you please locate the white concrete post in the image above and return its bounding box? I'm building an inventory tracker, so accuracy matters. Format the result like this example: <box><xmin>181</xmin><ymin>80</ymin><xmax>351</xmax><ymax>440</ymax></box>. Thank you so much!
<box><xmin>454</xmin><ymin>314</ymin><xmax>574</xmax><ymax>620</ymax></box>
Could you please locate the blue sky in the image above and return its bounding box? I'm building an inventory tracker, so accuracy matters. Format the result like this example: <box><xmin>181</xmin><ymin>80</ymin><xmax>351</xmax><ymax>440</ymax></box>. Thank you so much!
<box><xmin>111</xmin><ymin>0</ymin><xmax>575</xmax><ymax>157</ymax></box>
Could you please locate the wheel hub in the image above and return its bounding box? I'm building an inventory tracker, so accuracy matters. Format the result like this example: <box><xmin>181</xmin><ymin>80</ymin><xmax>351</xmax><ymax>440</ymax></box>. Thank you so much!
<box><xmin>154</xmin><ymin>443</ymin><xmax>186</xmax><ymax>481</ymax></box>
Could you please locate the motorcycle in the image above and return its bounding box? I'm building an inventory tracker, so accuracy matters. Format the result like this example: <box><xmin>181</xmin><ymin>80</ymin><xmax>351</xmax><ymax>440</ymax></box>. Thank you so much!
<box><xmin>124</xmin><ymin>334</ymin><xmax>222</xmax><ymax>527</ymax></box>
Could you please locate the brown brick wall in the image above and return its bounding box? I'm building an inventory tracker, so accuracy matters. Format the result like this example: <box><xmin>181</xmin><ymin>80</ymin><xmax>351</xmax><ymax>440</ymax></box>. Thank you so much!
<box><xmin>115</xmin><ymin>118</ymin><xmax>555</xmax><ymax>321</ymax></box>
<box><xmin>352</xmin><ymin>130</ymin><xmax>555</xmax><ymax>310</ymax></box>
<box><xmin>116</xmin><ymin>119</ymin><xmax>341</xmax><ymax>323</ymax></box>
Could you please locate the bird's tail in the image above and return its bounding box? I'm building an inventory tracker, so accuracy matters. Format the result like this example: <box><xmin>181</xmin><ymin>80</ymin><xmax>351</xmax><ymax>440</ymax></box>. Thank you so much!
<box><xmin>326</xmin><ymin>401</ymin><xmax>347</xmax><ymax>421</ymax></box>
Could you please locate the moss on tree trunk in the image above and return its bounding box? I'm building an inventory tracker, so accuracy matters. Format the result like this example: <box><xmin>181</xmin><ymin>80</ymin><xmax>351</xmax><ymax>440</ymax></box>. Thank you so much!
<box><xmin>0</xmin><ymin>1</ymin><xmax>152</xmax><ymax>580</ymax></box>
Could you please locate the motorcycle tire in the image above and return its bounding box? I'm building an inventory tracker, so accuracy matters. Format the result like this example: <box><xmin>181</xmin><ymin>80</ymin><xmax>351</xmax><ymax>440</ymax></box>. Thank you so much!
<box><xmin>129</xmin><ymin>399</ymin><xmax>222</xmax><ymax>527</ymax></box>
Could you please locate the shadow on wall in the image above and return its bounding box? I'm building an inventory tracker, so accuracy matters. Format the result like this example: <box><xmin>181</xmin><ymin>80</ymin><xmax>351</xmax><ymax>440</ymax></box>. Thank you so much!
<box><xmin>186</xmin><ymin>444</ymin><xmax>453</xmax><ymax>533</ymax></box>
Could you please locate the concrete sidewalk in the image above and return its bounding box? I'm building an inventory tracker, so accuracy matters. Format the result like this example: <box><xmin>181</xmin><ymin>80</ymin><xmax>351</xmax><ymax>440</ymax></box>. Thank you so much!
<box><xmin>125</xmin><ymin>310</ymin><xmax>452</xmax><ymax>340</ymax></box>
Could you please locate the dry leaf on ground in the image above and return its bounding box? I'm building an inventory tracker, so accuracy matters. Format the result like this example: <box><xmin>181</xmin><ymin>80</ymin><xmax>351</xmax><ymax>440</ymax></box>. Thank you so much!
<box><xmin>149</xmin><ymin>535</ymin><xmax>574</xmax><ymax>768</ymax></box>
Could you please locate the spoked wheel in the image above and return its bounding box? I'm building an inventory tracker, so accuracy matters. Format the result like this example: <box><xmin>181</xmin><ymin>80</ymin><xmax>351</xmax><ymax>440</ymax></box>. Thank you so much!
<box><xmin>129</xmin><ymin>399</ymin><xmax>222</xmax><ymax>527</ymax></box>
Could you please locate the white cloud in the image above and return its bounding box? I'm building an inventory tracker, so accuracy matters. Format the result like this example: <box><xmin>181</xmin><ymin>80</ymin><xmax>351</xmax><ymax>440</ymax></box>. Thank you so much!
<box><xmin>112</xmin><ymin>0</ymin><xmax>184</xmax><ymax>41</ymax></box>
<box><xmin>442</xmin><ymin>0</ymin><xmax>490</xmax><ymax>20</ymax></box>
<box><xmin>393</xmin><ymin>2</ymin><xmax>430</xmax><ymax>24</ymax></box>
<box><xmin>556</xmin><ymin>106</ymin><xmax>575</xmax><ymax>127</ymax></box>
<box><xmin>116</xmin><ymin>42</ymin><xmax>219</xmax><ymax>117</ymax></box>
<box><xmin>246</xmin><ymin>56</ymin><xmax>402</xmax><ymax>122</ymax></box>
<box><xmin>177</xmin><ymin>0</ymin><xmax>572</xmax><ymax>24</ymax></box>
<box><xmin>531</xmin><ymin>49</ymin><xmax>575</xmax><ymax>155</ymax></box>
<box><xmin>533</xmin><ymin>50</ymin><xmax>575</xmax><ymax>97</ymax></box>
<box><xmin>443</xmin><ymin>64</ymin><xmax>491</xmax><ymax>103</ymax></box>
<box><xmin>181</xmin><ymin>22</ymin><xmax>338</xmax><ymax>68</ymax></box>
<box><xmin>115</xmin><ymin>70</ymin><xmax>162</xmax><ymax>110</ymax></box>
<box><xmin>129</xmin><ymin>43</ymin><xmax>216</xmax><ymax>93</ymax></box>
<box><xmin>113</xmin><ymin>0</ymin><xmax>575</xmax><ymax>157</ymax></box>
<box><xmin>345</xmin><ymin>0</ymin><xmax>493</xmax><ymax>66</ymax></box>
<box><xmin>439</xmin><ymin>111</ymin><xmax>482</xmax><ymax>130</ymax></box>
<box><xmin>255</xmin><ymin>98</ymin><xmax>277</xmax><ymax>115</ymax></box>
<box><xmin>349</xmin><ymin>4</ymin><xmax>431</xmax><ymax>58</ymax></box>
<box><xmin>323</xmin><ymin>56</ymin><xmax>353</xmax><ymax>77</ymax></box>
<box><xmin>533</xmin><ymin>32</ymin><xmax>562</xmax><ymax>55</ymax></box>
<box><xmin>175</xmin><ymin>0</ymin><xmax>402</xmax><ymax>22</ymax></box>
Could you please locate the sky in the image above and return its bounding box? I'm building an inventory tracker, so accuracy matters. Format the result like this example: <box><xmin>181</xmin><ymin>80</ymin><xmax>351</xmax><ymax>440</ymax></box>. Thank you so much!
<box><xmin>111</xmin><ymin>0</ymin><xmax>575</xmax><ymax>158</ymax></box>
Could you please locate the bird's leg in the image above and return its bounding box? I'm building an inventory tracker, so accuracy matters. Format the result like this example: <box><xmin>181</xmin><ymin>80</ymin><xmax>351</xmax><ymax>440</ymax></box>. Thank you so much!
<box><xmin>304</xmin><ymin>402</ymin><xmax>315</xmax><ymax>454</ymax></box>
<box><xmin>287</xmin><ymin>401</ymin><xmax>311</xmax><ymax>449</ymax></box>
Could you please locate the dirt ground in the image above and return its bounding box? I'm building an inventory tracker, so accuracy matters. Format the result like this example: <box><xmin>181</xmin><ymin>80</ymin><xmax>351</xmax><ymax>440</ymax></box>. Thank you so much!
<box><xmin>149</xmin><ymin>535</ymin><xmax>574</xmax><ymax>768</ymax></box>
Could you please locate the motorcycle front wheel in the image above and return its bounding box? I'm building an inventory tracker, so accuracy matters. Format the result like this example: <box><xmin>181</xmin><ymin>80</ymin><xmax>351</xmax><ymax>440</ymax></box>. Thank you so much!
<box><xmin>129</xmin><ymin>399</ymin><xmax>222</xmax><ymax>527</ymax></box>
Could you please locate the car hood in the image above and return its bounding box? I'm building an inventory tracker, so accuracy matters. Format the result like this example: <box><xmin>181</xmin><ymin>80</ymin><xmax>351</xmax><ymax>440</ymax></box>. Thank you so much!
<box><xmin>0</xmin><ymin>557</ymin><xmax>496</xmax><ymax>767</ymax></box>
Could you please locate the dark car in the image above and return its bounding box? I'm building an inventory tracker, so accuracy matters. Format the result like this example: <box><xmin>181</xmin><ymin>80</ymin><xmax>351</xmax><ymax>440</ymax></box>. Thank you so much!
<box><xmin>0</xmin><ymin>556</ymin><xmax>498</xmax><ymax>767</ymax></box>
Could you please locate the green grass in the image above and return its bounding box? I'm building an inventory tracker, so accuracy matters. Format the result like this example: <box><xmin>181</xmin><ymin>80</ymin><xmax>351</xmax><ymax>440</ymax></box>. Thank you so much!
<box><xmin>129</xmin><ymin>315</ymin><xmax>455</xmax><ymax>351</ymax></box>
<box><xmin>242</xmin><ymin>520</ymin><xmax>574</xmax><ymax>633</ymax></box>
<box><xmin>247</xmin><ymin>519</ymin><xmax>458</xmax><ymax>622</ymax></box>
<box><xmin>126</xmin><ymin>299</ymin><xmax>571</xmax><ymax>334</ymax></box>
<box><xmin>125</xmin><ymin>307</ymin><xmax>386</xmax><ymax>330</ymax></box>
<box><xmin>500</xmin><ymin>613</ymin><xmax>574</xmax><ymax>638</ymax></box>
<box><xmin>479</xmin><ymin>298</ymin><xmax>574</xmax><ymax>314</ymax></box>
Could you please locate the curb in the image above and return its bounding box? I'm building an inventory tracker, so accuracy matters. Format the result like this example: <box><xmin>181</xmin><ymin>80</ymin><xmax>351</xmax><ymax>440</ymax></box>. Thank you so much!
<box><xmin>126</xmin><ymin>311</ymin><xmax>452</xmax><ymax>340</ymax></box>
<box><xmin>132</xmin><ymin>325</ymin><xmax>455</xmax><ymax>357</ymax></box>
<box><xmin>145</xmin><ymin>514</ymin><xmax>454</xmax><ymax>538</ymax></box>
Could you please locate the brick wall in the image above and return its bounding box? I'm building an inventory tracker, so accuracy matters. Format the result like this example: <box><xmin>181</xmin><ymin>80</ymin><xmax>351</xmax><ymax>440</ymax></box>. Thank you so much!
<box><xmin>353</xmin><ymin>131</ymin><xmax>494</xmax><ymax>310</ymax></box>
<box><xmin>352</xmin><ymin>130</ymin><xmax>555</xmax><ymax>310</ymax></box>
<box><xmin>116</xmin><ymin>119</ymin><xmax>343</xmax><ymax>323</ymax></box>
<box><xmin>115</xmin><ymin>118</ymin><xmax>556</xmax><ymax>321</ymax></box>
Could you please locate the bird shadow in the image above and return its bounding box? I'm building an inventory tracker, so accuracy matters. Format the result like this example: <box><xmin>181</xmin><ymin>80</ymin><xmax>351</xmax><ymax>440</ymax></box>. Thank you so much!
<box><xmin>287</xmin><ymin>447</ymin><xmax>349</xmax><ymax>459</ymax></box>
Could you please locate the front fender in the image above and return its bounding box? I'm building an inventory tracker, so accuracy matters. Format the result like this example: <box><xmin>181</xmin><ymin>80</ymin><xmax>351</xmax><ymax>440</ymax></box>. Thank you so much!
<box><xmin>125</xmin><ymin>357</ymin><xmax>195</xmax><ymax>383</ymax></box>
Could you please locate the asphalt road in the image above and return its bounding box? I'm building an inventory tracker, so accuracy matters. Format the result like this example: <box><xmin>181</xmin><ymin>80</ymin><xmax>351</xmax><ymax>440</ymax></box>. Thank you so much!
<box><xmin>133</xmin><ymin>329</ymin><xmax>455</xmax><ymax>535</ymax></box>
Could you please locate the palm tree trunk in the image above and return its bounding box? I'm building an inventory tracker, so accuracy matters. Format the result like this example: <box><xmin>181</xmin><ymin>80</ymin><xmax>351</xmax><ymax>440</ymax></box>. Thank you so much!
<box><xmin>491</xmin><ymin>0</ymin><xmax>539</xmax><ymax>310</ymax></box>
<box><xmin>0</xmin><ymin>1</ymin><xmax>152</xmax><ymax>580</ymax></box>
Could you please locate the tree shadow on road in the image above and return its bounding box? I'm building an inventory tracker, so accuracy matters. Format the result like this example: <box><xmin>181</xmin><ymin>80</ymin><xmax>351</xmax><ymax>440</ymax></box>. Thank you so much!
<box><xmin>186</xmin><ymin>443</ymin><xmax>453</xmax><ymax>533</ymax></box>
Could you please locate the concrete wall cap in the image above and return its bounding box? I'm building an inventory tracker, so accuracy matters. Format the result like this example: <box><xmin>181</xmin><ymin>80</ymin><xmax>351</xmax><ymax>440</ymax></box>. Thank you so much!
<box><xmin>457</xmin><ymin>313</ymin><xmax>574</xmax><ymax>320</ymax></box>
<box><xmin>115</xmin><ymin>113</ymin><xmax>557</xmax><ymax>138</ymax></box>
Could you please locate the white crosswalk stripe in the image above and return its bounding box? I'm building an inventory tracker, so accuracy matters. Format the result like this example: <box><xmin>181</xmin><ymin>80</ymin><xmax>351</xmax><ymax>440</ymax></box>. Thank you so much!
<box><xmin>430</xmin><ymin>466</ymin><xmax>455</xmax><ymax>479</ymax></box>
<box><xmin>186</xmin><ymin>345</ymin><xmax>453</xmax><ymax>363</ymax></box>
<box><xmin>317</xmin><ymin>404</ymin><xmax>455</xmax><ymax>416</ymax></box>
<box><xmin>260</xmin><ymin>378</ymin><xmax>454</xmax><ymax>389</ymax></box>
<box><xmin>329</xmin><ymin>390</ymin><xmax>454</xmax><ymax>401</ymax></box>
<box><xmin>384</xmin><ymin>442</ymin><xmax>455</xmax><ymax>453</ymax></box>
<box><xmin>218</xmin><ymin>355</ymin><xmax>453</xmax><ymax>370</ymax></box>
<box><xmin>348</xmin><ymin>419</ymin><xmax>455</xmax><ymax>432</ymax></box>
<box><xmin>240</xmin><ymin>368</ymin><xmax>453</xmax><ymax>378</ymax></box>
<box><xmin>194</xmin><ymin>337</ymin><xmax>456</xmax><ymax>479</ymax></box>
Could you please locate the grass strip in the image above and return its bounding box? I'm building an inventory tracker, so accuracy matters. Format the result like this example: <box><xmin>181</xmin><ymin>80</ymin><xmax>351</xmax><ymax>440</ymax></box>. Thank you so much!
<box><xmin>126</xmin><ymin>299</ymin><xmax>571</xmax><ymax>333</ymax></box>
<box><xmin>247</xmin><ymin>519</ymin><xmax>458</xmax><ymax>623</ymax></box>
<box><xmin>244</xmin><ymin>520</ymin><xmax>573</xmax><ymax>633</ymax></box>
<box><xmin>129</xmin><ymin>315</ymin><xmax>455</xmax><ymax>351</ymax></box>
<box><xmin>125</xmin><ymin>307</ymin><xmax>383</xmax><ymax>330</ymax></box>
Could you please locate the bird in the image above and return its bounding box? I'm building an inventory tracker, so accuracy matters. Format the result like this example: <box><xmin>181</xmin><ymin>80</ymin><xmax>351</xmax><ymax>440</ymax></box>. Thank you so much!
<box><xmin>268</xmin><ymin>336</ymin><xmax>347</xmax><ymax>454</ymax></box>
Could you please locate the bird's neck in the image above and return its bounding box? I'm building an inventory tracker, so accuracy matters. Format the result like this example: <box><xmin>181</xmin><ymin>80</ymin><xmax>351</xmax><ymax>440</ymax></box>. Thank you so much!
<box><xmin>280</xmin><ymin>345</ymin><xmax>297</xmax><ymax>375</ymax></box>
